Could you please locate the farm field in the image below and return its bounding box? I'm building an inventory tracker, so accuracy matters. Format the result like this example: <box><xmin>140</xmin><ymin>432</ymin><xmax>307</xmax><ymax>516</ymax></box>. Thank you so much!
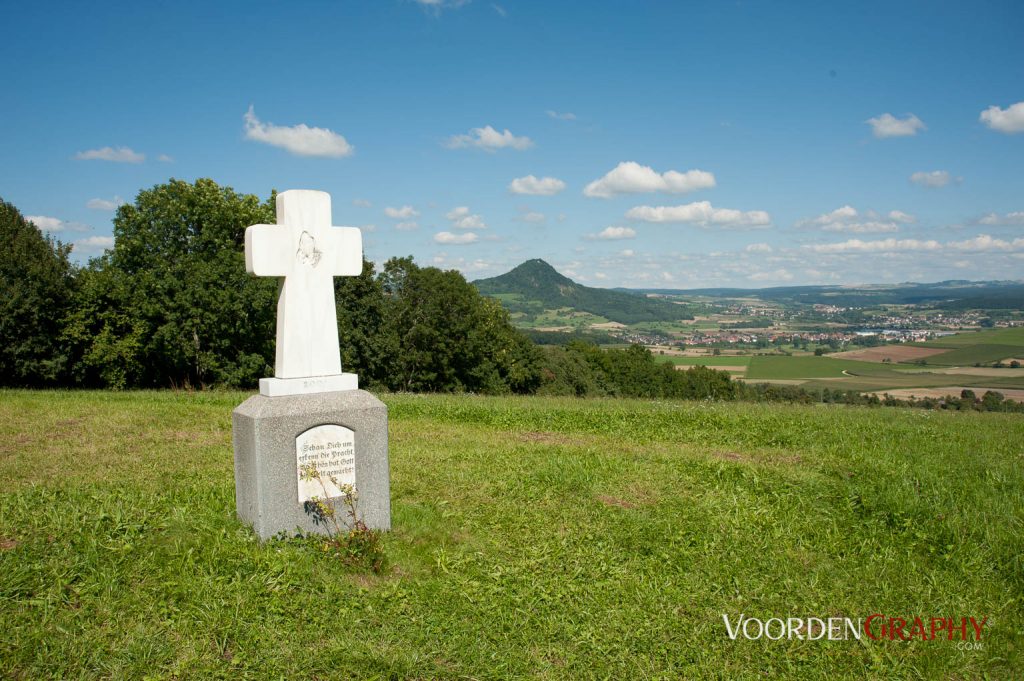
<box><xmin>745</xmin><ymin>355</ymin><xmax>881</xmax><ymax>379</ymax></box>
<box><xmin>656</xmin><ymin>355</ymin><xmax>753</xmax><ymax>367</ymax></box>
<box><xmin>911</xmin><ymin>327</ymin><xmax>1024</xmax><ymax>348</ymax></box>
<box><xmin>1</xmin><ymin>390</ymin><xmax>1021</xmax><ymax>678</ymax></box>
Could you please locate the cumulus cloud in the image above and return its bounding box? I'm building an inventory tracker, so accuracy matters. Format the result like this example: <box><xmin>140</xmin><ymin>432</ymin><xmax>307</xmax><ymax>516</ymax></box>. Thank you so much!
<box><xmin>584</xmin><ymin>162</ymin><xmax>716</xmax><ymax>198</ymax></box>
<box><xmin>522</xmin><ymin>212</ymin><xmax>545</xmax><ymax>223</ymax></box>
<box><xmin>434</xmin><ymin>231</ymin><xmax>479</xmax><ymax>245</ymax></box>
<box><xmin>745</xmin><ymin>242</ymin><xmax>773</xmax><ymax>253</ymax></box>
<box><xmin>243</xmin><ymin>106</ymin><xmax>353</xmax><ymax>157</ymax></box>
<box><xmin>509</xmin><ymin>175</ymin><xmax>566</xmax><ymax>195</ymax></box>
<box><xmin>978</xmin><ymin>211</ymin><xmax>1024</xmax><ymax>225</ymax></box>
<box><xmin>86</xmin><ymin>196</ymin><xmax>125</xmax><ymax>211</ymax></box>
<box><xmin>910</xmin><ymin>170</ymin><xmax>951</xmax><ymax>187</ymax></box>
<box><xmin>395</xmin><ymin>221</ymin><xmax>419</xmax><ymax>231</ymax></box>
<box><xmin>72</xmin><ymin>235</ymin><xmax>115</xmax><ymax>252</ymax></box>
<box><xmin>27</xmin><ymin>215</ymin><xmax>90</xmax><ymax>233</ymax></box>
<box><xmin>384</xmin><ymin>205</ymin><xmax>418</xmax><ymax>219</ymax></box>
<box><xmin>888</xmin><ymin>210</ymin><xmax>917</xmax><ymax>223</ymax></box>
<box><xmin>445</xmin><ymin>125</ymin><xmax>533</xmax><ymax>151</ymax></box>
<box><xmin>866</xmin><ymin>113</ymin><xmax>925</xmax><ymax>138</ymax></box>
<box><xmin>748</xmin><ymin>268</ymin><xmax>794</xmax><ymax>282</ymax></box>
<box><xmin>352</xmin><ymin>198</ymin><xmax>372</xmax><ymax>208</ymax></box>
<box><xmin>620</xmin><ymin>249</ymin><xmax>635</xmax><ymax>257</ymax></box>
<box><xmin>546</xmin><ymin>110</ymin><xmax>576</xmax><ymax>121</ymax></box>
<box><xmin>798</xmin><ymin>205</ymin><xmax>907</xmax><ymax>233</ymax></box>
<box><xmin>587</xmin><ymin>226</ymin><xmax>636</xmax><ymax>240</ymax></box>
<box><xmin>446</xmin><ymin>206</ymin><xmax>486</xmax><ymax>229</ymax></box>
<box><xmin>74</xmin><ymin>146</ymin><xmax>144</xmax><ymax>163</ymax></box>
<box><xmin>626</xmin><ymin>201</ymin><xmax>770</xmax><ymax>228</ymax></box>
<box><xmin>805</xmin><ymin>234</ymin><xmax>1024</xmax><ymax>254</ymax></box>
<box><xmin>807</xmin><ymin>238</ymin><xmax>941</xmax><ymax>254</ymax></box>
<box><xmin>979</xmin><ymin>101</ymin><xmax>1024</xmax><ymax>134</ymax></box>
<box><xmin>157</xmin><ymin>154</ymin><xmax>174</xmax><ymax>163</ymax></box>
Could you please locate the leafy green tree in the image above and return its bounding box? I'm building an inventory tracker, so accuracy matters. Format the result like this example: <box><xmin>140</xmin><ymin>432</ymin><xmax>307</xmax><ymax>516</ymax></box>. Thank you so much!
<box><xmin>65</xmin><ymin>179</ymin><xmax>278</xmax><ymax>388</ymax></box>
<box><xmin>378</xmin><ymin>257</ymin><xmax>541</xmax><ymax>393</ymax></box>
<box><xmin>0</xmin><ymin>198</ymin><xmax>75</xmax><ymax>385</ymax></box>
<box><xmin>335</xmin><ymin>258</ymin><xmax>390</xmax><ymax>387</ymax></box>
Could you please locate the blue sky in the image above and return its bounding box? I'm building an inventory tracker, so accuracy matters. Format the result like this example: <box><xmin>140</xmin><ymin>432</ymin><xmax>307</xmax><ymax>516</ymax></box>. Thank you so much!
<box><xmin>3</xmin><ymin>0</ymin><xmax>1022</xmax><ymax>287</ymax></box>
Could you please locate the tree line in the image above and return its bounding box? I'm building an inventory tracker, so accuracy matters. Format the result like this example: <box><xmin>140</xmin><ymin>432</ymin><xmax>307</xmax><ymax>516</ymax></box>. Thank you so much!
<box><xmin>0</xmin><ymin>179</ymin><xmax>732</xmax><ymax>400</ymax></box>
<box><xmin>3</xmin><ymin>179</ymin><xmax>1021</xmax><ymax>413</ymax></box>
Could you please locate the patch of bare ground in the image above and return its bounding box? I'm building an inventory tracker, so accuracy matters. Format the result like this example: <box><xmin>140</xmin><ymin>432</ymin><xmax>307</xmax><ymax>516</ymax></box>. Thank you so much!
<box><xmin>589</xmin><ymin>321</ymin><xmax>627</xmax><ymax>329</ymax></box>
<box><xmin>518</xmin><ymin>431</ymin><xmax>586</xmax><ymax>446</ymax></box>
<box><xmin>712</xmin><ymin>450</ymin><xmax>803</xmax><ymax>465</ymax></box>
<box><xmin>832</xmin><ymin>345</ymin><xmax>950</xmax><ymax>363</ymax></box>
<box><xmin>0</xmin><ymin>537</ymin><xmax>17</xmax><ymax>551</ymax></box>
<box><xmin>596</xmin><ymin>495</ymin><xmax>636</xmax><ymax>509</ymax></box>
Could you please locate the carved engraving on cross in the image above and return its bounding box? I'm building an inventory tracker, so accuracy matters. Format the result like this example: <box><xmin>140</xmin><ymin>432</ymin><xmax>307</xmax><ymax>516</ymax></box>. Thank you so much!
<box><xmin>245</xmin><ymin>190</ymin><xmax>362</xmax><ymax>380</ymax></box>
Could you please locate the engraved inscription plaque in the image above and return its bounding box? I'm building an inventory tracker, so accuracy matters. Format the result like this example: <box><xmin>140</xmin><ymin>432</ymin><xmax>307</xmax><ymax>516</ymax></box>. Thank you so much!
<box><xmin>296</xmin><ymin>424</ymin><xmax>356</xmax><ymax>503</ymax></box>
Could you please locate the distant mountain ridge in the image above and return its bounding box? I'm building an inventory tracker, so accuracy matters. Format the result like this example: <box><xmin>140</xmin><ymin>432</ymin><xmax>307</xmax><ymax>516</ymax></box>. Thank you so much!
<box><xmin>473</xmin><ymin>259</ymin><xmax>692</xmax><ymax>324</ymax></box>
<box><xmin>620</xmin><ymin>280</ymin><xmax>1024</xmax><ymax>308</ymax></box>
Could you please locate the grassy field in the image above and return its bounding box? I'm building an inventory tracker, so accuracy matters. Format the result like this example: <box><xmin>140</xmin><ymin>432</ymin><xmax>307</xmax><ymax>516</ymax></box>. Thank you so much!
<box><xmin>913</xmin><ymin>327</ymin><xmax>1024</xmax><ymax>348</ymax></box>
<box><xmin>656</xmin><ymin>355</ymin><xmax>753</xmax><ymax>367</ymax></box>
<box><xmin>923</xmin><ymin>344</ymin><xmax>1022</xmax><ymax>367</ymax></box>
<box><xmin>1</xmin><ymin>391</ymin><xmax>1022</xmax><ymax>678</ymax></box>
<box><xmin>746</xmin><ymin>355</ymin><xmax>880</xmax><ymax>379</ymax></box>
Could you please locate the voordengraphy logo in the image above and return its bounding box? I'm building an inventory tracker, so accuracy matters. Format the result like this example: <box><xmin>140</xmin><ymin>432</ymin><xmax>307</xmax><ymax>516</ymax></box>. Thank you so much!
<box><xmin>722</xmin><ymin>614</ymin><xmax>989</xmax><ymax>645</ymax></box>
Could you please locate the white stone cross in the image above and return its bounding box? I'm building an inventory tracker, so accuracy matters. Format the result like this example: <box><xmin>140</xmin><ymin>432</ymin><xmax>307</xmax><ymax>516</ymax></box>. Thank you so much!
<box><xmin>245</xmin><ymin>190</ymin><xmax>362</xmax><ymax>396</ymax></box>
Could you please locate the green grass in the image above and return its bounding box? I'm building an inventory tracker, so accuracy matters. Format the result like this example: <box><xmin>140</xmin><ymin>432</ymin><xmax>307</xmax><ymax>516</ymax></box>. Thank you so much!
<box><xmin>2</xmin><ymin>390</ymin><xmax>1022</xmax><ymax>678</ymax></box>
<box><xmin>912</xmin><ymin>327</ymin><xmax>1024</xmax><ymax>348</ymax></box>
<box><xmin>923</xmin><ymin>344</ymin><xmax>1022</xmax><ymax>366</ymax></box>
<box><xmin>746</xmin><ymin>355</ymin><xmax>880</xmax><ymax>379</ymax></box>
<box><xmin>656</xmin><ymin>355</ymin><xmax>752</xmax><ymax>367</ymax></box>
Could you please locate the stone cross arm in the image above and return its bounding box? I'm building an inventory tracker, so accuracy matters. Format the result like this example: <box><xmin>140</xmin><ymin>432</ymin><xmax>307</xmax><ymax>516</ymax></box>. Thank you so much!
<box><xmin>243</xmin><ymin>190</ymin><xmax>363</xmax><ymax>391</ymax></box>
<box><xmin>245</xmin><ymin>192</ymin><xmax>362</xmax><ymax>277</ymax></box>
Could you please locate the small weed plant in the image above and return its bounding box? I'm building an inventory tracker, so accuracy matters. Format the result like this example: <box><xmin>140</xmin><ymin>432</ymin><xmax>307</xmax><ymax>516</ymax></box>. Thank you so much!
<box><xmin>299</xmin><ymin>464</ymin><xmax>386</xmax><ymax>574</ymax></box>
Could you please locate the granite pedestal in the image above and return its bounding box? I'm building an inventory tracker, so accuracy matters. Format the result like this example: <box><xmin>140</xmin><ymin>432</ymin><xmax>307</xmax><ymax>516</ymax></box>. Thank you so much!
<box><xmin>232</xmin><ymin>389</ymin><xmax>389</xmax><ymax>540</ymax></box>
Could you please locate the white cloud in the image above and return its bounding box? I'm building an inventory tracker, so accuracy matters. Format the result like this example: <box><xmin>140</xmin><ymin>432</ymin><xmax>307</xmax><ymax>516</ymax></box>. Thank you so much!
<box><xmin>157</xmin><ymin>154</ymin><xmax>173</xmax><ymax>163</ymax></box>
<box><xmin>384</xmin><ymin>205</ymin><xmax>418</xmax><ymax>219</ymax></box>
<box><xmin>445</xmin><ymin>125</ymin><xmax>533</xmax><ymax>151</ymax></box>
<box><xmin>522</xmin><ymin>212</ymin><xmax>545</xmax><ymax>223</ymax></box>
<box><xmin>243</xmin><ymin>106</ymin><xmax>353</xmax><ymax>157</ymax></box>
<box><xmin>546</xmin><ymin>110</ymin><xmax>576</xmax><ymax>121</ymax></box>
<box><xmin>979</xmin><ymin>101</ymin><xmax>1024</xmax><ymax>134</ymax></box>
<box><xmin>587</xmin><ymin>226</ymin><xmax>636</xmax><ymax>240</ymax></box>
<box><xmin>434</xmin><ymin>231</ymin><xmax>479</xmax><ymax>245</ymax></box>
<box><xmin>978</xmin><ymin>211</ymin><xmax>1024</xmax><ymax>226</ymax></box>
<box><xmin>866</xmin><ymin>113</ymin><xmax>925</xmax><ymax>138</ymax></box>
<box><xmin>584</xmin><ymin>161</ymin><xmax>716</xmax><ymax>198</ymax></box>
<box><xmin>446</xmin><ymin>206</ymin><xmax>486</xmax><ymax>229</ymax></box>
<box><xmin>508</xmin><ymin>175</ymin><xmax>566</xmax><ymax>195</ymax></box>
<box><xmin>27</xmin><ymin>215</ymin><xmax>90</xmax><ymax>233</ymax></box>
<box><xmin>626</xmin><ymin>201</ymin><xmax>770</xmax><ymax>228</ymax></box>
<box><xmin>910</xmin><ymin>170</ymin><xmax>951</xmax><ymax>187</ymax></box>
<box><xmin>745</xmin><ymin>242</ymin><xmax>773</xmax><ymax>253</ymax></box>
<box><xmin>74</xmin><ymin>146</ymin><xmax>144</xmax><ymax>163</ymax></box>
<box><xmin>86</xmin><ymin>196</ymin><xmax>125</xmax><ymax>211</ymax></box>
<box><xmin>949</xmin><ymin>235</ymin><xmax>1024</xmax><ymax>252</ymax></box>
<box><xmin>888</xmin><ymin>210</ymin><xmax>917</xmax><ymax>223</ymax></box>
<box><xmin>72</xmin><ymin>235</ymin><xmax>115</xmax><ymax>253</ymax></box>
<box><xmin>799</xmin><ymin>205</ymin><xmax>906</xmax><ymax>233</ymax></box>
<box><xmin>748</xmin><ymin>268</ymin><xmax>794</xmax><ymax>282</ymax></box>
<box><xmin>357</xmin><ymin>224</ymin><xmax>377</xmax><ymax>233</ymax></box>
<box><xmin>395</xmin><ymin>221</ymin><xmax>419</xmax><ymax>231</ymax></box>
<box><xmin>620</xmin><ymin>249</ymin><xmax>635</xmax><ymax>257</ymax></box>
<box><xmin>807</xmin><ymin>238</ymin><xmax>943</xmax><ymax>254</ymax></box>
<box><xmin>352</xmin><ymin>198</ymin><xmax>372</xmax><ymax>208</ymax></box>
